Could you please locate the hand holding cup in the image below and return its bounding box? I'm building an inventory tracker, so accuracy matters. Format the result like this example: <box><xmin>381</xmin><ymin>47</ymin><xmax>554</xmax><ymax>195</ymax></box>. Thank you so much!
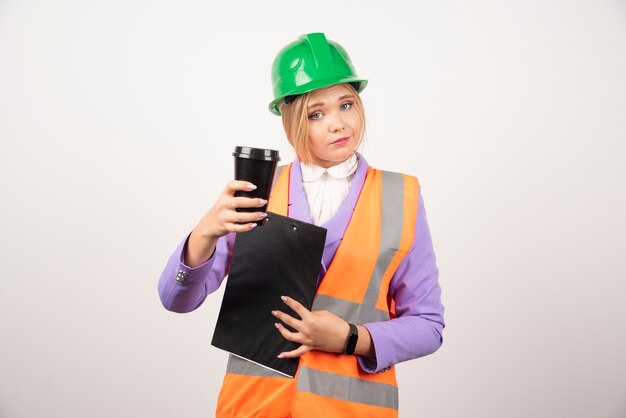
<box><xmin>185</xmin><ymin>180</ymin><xmax>268</xmax><ymax>267</ymax></box>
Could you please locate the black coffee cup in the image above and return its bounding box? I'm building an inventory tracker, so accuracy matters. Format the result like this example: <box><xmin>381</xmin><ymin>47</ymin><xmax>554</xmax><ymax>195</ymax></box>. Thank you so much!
<box><xmin>233</xmin><ymin>146</ymin><xmax>280</xmax><ymax>225</ymax></box>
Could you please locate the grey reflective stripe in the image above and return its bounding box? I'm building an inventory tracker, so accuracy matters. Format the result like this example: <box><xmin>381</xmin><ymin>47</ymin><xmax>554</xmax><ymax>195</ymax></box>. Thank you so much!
<box><xmin>226</xmin><ymin>354</ymin><xmax>286</xmax><ymax>378</ymax></box>
<box><xmin>312</xmin><ymin>294</ymin><xmax>389</xmax><ymax>323</ymax></box>
<box><xmin>272</xmin><ymin>165</ymin><xmax>287</xmax><ymax>189</ymax></box>
<box><xmin>358</xmin><ymin>171</ymin><xmax>405</xmax><ymax>323</ymax></box>
<box><xmin>297</xmin><ymin>366</ymin><xmax>399</xmax><ymax>410</ymax></box>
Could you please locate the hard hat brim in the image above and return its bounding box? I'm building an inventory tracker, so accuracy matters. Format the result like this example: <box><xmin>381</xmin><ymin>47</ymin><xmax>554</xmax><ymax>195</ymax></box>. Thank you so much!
<box><xmin>269</xmin><ymin>77</ymin><xmax>368</xmax><ymax>116</ymax></box>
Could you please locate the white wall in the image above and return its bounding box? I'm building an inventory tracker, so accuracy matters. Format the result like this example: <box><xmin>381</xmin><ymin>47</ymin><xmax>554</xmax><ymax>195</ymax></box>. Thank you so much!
<box><xmin>1</xmin><ymin>1</ymin><xmax>625</xmax><ymax>417</ymax></box>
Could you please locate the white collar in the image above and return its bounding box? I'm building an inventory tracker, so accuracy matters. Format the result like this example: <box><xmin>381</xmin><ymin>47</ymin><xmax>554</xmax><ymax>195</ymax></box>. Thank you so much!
<box><xmin>301</xmin><ymin>153</ymin><xmax>358</xmax><ymax>182</ymax></box>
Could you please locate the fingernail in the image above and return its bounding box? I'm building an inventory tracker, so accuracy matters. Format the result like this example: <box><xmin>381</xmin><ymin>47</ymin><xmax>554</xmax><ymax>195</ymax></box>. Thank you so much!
<box><xmin>277</xmin><ymin>354</ymin><xmax>285</xmax><ymax>358</ymax></box>
<box><xmin>271</xmin><ymin>310</ymin><xmax>278</xmax><ymax>316</ymax></box>
<box><xmin>259</xmin><ymin>199</ymin><xmax>268</xmax><ymax>205</ymax></box>
<box><xmin>249</xmin><ymin>223</ymin><xmax>257</xmax><ymax>229</ymax></box>
<box><xmin>259</xmin><ymin>212</ymin><xmax>268</xmax><ymax>219</ymax></box>
<box><xmin>281</xmin><ymin>296</ymin><xmax>287</xmax><ymax>301</ymax></box>
<box><xmin>247</xmin><ymin>183</ymin><xmax>257</xmax><ymax>190</ymax></box>
<box><xmin>274</xmin><ymin>323</ymin><xmax>280</xmax><ymax>328</ymax></box>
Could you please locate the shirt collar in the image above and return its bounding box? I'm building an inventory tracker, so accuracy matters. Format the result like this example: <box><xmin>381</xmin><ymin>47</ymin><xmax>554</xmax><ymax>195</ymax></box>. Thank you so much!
<box><xmin>288</xmin><ymin>153</ymin><xmax>370</xmax><ymax>231</ymax></box>
<box><xmin>300</xmin><ymin>153</ymin><xmax>359</xmax><ymax>182</ymax></box>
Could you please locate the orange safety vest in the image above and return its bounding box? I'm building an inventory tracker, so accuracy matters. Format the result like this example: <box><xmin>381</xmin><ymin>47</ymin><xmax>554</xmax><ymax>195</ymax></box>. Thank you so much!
<box><xmin>216</xmin><ymin>164</ymin><xmax>419</xmax><ymax>418</ymax></box>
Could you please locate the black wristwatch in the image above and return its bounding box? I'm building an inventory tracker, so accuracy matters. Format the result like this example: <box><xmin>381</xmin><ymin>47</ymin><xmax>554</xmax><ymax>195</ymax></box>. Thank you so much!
<box><xmin>344</xmin><ymin>323</ymin><xmax>359</xmax><ymax>355</ymax></box>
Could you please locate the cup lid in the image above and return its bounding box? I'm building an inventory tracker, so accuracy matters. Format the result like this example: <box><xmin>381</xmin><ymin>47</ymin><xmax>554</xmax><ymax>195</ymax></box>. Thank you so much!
<box><xmin>233</xmin><ymin>146</ymin><xmax>281</xmax><ymax>161</ymax></box>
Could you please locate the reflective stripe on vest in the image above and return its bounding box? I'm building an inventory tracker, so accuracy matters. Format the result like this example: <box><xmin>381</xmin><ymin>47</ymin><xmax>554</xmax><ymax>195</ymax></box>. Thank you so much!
<box><xmin>297</xmin><ymin>365</ymin><xmax>398</xmax><ymax>409</ymax></box>
<box><xmin>216</xmin><ymin>165</ymin><xmax>419</xmax><ymax>418</ymax></box>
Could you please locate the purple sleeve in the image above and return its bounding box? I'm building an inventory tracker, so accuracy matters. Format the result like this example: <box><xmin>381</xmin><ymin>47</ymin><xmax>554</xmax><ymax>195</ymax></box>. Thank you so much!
<box><xmin>158</xmin><ymin>232</ymin><xmax>235</xmax><ymax>313</ymax></box>
<box><xmin>359</xmin><ymin>191</ymin><xmax>445</xmax><ymax>373</ymax></box>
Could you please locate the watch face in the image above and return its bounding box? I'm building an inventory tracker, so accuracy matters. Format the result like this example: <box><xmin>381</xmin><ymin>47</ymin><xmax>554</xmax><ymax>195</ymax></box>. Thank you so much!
<box><xmin>345</xmin><ymin>323</ymin><xmax>359</xmax><ymax>355</ymax></box>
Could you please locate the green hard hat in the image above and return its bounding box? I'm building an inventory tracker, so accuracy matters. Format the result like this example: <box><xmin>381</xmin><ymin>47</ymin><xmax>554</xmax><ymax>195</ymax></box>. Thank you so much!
<box><xmin>269</xmin><ymin>32</ymin><xmax>368</xmax><ymax>115</ymax></box>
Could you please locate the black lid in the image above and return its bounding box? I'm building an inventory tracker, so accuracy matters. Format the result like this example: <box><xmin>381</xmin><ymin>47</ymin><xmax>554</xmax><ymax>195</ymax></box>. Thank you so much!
<box><xmin>233</xmin><ymin>146</ymin><xmax>281</xmax><ymax>161</ymax></box>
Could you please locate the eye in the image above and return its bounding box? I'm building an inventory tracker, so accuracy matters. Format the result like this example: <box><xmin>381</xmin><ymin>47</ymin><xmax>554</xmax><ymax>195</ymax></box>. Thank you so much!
<box><xmin>309</xmin><ymin>111</ymin><xmax>323</xmax><ymax>120</ymax></box>
<box><xmin>340</xmin><ymin>102</ymin><xmax>353</xmax><ymax>111</ymax></box>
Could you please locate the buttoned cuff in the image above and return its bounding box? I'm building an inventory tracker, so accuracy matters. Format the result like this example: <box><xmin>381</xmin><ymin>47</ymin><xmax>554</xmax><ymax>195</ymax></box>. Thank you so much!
<box><xmin>172</xmin><ymin>233</ymin><xmax>216</xmax><ymax>286</ymax></box>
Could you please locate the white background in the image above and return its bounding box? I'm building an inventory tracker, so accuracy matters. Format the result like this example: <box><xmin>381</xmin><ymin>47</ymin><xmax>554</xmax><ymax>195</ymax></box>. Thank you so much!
<box><xmin>1</xmin><ymin>1</ymin><xmax>625</xmax><ymax>417</ymax></box>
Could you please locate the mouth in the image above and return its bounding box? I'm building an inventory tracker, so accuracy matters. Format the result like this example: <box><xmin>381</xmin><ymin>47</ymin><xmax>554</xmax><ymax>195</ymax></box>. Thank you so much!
<box><xmin>331</xmin><ymin>136</ymin><xmax>350</xmax><ymax>145</ymax></box>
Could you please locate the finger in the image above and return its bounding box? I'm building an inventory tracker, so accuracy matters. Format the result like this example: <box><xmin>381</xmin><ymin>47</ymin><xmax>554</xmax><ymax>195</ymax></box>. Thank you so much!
<box><xmin>277</xmin><ymin>344</ymin><xmax>311</xmax><ymax>359</ymax></box>
<box><xmin>230</xmin><ymin>196</ymin><xmax>268</xmax><ymax>209</ymax></box>
<box><xmin>224</xmin><ymin>222</ymin><xmax>259</xmax><ymax>233</ymax></box>
<box><xmin>273</xmin><ymin>322</ymin><xmax>302</xmax><ymax>343</ymax></box>
<box><xmin>225</xmin><ymin>210</ymin><xmax>267</xmax><ymax>224</ymax></box>
<box><xmin>272</xmin><ymin>310</ymin><xmax>302</xmax><ymax>330</ymax></box>
<box><xmin>225</xmin><ymin>180</ymin><xmax>257</xmax><ymax>194</ymax></box>
<box><xmin>280</xmin><ymin>295</ymin><xmax>310</xmax><ymax>319</ymax></box>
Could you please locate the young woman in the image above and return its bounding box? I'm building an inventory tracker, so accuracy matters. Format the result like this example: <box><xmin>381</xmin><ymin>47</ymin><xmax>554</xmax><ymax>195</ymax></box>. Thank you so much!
<box><xmin>158</xmin><ymin>32</ymin><xmax>445</xmax><ymax>418</ymax></box>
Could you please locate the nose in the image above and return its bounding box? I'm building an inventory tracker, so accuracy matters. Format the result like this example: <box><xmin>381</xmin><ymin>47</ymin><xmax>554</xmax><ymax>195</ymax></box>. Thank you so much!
<box><xmin>328</xmin><ymin>111</ymin><xmax>345</xmax><ymax>132</ymax></box>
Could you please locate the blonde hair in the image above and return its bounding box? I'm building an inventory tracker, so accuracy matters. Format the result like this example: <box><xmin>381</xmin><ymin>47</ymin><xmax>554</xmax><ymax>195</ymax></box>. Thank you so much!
<box><xmin>281</xmin><ymin>83</ymin><xmax>366</xmax><ymax>164</ymax></box>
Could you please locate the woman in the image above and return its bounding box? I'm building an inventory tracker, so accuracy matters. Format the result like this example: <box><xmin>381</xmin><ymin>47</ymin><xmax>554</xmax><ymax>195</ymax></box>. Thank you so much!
<box><xmin>158</xmin><ymin>32</ymin><xmax>445</xmax><ymax>418</ymax></box>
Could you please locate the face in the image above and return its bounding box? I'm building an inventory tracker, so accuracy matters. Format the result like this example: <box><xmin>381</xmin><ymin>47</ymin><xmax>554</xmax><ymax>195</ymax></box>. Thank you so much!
<box><xmin>306</xmin><ymin>84</ymin><xmax>362</xmax><ymax>168</ymax></box>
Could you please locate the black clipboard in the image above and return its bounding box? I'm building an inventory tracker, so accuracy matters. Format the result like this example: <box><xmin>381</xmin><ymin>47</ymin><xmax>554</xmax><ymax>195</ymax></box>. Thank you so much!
<box><xmin>211</xmin><ymin>212</ymin><xmax>327</xmax><ymax>377</ymax></box>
